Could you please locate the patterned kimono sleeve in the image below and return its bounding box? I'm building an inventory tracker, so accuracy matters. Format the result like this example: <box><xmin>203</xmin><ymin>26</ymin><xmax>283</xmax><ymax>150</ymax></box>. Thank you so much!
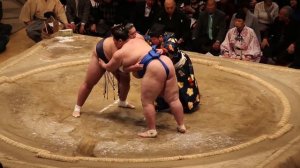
<box><xmin>243</xmin><ymin>28</ymin><xmax>262</xmax><ymax>62</ymax></box>
<box><xmin>19</xmin><ymin>0</ymin><xmax>35</xmax><ymax>22</ymax></box>
<box><xmin>220</xmin><ymin>29</ymin><xmax>235</xmax><ymax>58</ymax></box>
<box><xmin>54</xmin><ymin>0</ymin><xmax>68</xmax><ymax>24</ymax></box>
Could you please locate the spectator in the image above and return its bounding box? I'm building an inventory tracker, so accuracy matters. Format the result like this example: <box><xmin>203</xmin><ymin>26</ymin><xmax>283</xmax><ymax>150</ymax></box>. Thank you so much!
<box><xmin>217</xmin><ymin>0</ymin><xmax>236</xmax><ymax>28</ymax></box>
<box><xmin>153</xmin><ymin>0</ymin><xmax>191</xmax><ymax>49</ymax></box>
<box><xmin>19</xmin><ymin>0</ymin><xmax>71</xmax><ymax>42</ymax></box>
<box><xmin>190</xmin><ymin>0</ymin><xmax>206</xmax><ymax>14</ymax></box>
<box><xmin>221</xmin><ymin>10</ymin><xmax>262</xmax><ymax>62</ymax></box>
<box><xmin>191</xmin><ymin>0</ymin><xmax>227</xmax><ymax>56</ymax></box>
<box><xmin>88</xmin><ymin>0</ymin><xmax>121</xmax><ymax>37</ymax></box>
<box><xmin>290</xmin><ymin>0</ymin><xmax>300</xmax><ymax>21</ymax></box>
<box><xmin>0</xmin><ymin>0</ymin><xmax>12</xmax><ymax>53</ymax></box>
<box><xmin>289</xmin><ymin>27</ymin><xmax>300</xmax><ymax>69</ymax></box>
<box><xmin>254</xmin><ymin>0</ymin><xmax>279</xmax><ymax>38</ymax></box>
<box><xmin>274</xmin><ymin>0</ymin><xmax>289</xmax><ymax>8</ymax></box>
<box><xmin>230</xmin><ymin>0</ymin><xmax>261</xmax><ymax>42</ymax></box>
<box><xmin>118</xmin><ymin>0</ymin><xmax>136</xmax><ymax>25</ymax></box>
<box><xmin>131</xmin><ymin>0</ymin><xmax>159</xmax><ymax>35</ymax></box>
<box><xmin>66</xmin><ymin>0</ymin><xmax>90</xmax><ymax>34</ymax></box>
<box><xmin>261</xmin><ymin>6</ymin><xmax>298</xmax><ymax>65</ymax></box>
<box><xmin>180</xmin><ymin>0</ymin><xmax>205</xmax><ymax>30</ymax></box>
<box><xmin>249</xmin><ymin>0</ymin><xmax>258</xmax><ymax>13</ymax></box>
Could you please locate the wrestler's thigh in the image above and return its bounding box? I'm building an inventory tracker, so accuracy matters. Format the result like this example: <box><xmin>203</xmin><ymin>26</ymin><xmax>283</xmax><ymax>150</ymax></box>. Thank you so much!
<box><xmin>163</xmin><ymin>73</ymin><xmax>180</xmax><ymax>103</ymax></box>
<box><xmin>112</xmin><ymin>71</ymin><xmax>130</xmax><ymax>83</ymax></box>
<box><xmin>141</xmin><ymin>75</ymin><xmax>164</xmax><ymax>105</ymax></box>
<box><xmin>85</xmin><ymin>54</ymin><xmax>106</xmax><ymax>85</ymax></box>
<box><xmin>158</xmin><ymin>57</ymin><xmax>179</xmax><ymax>103</ymax></box>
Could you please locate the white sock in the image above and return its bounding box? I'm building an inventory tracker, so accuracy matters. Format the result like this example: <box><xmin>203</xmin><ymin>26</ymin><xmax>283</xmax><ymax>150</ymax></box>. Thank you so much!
<box><xmin>74</xmin><ymin>105</ymin><xmax>81</xmax><ymax>113</ymax></box>
<box><xmin>118</xmin><ymin>100</ymin><xmax>127</xmax><ymax>107</ymax></box>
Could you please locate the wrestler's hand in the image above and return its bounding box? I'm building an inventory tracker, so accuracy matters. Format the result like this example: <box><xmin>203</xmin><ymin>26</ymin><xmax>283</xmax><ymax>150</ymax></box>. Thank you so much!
<box><xmin>156</xmin><ymin>49</ymin><xmax>164</xmax><ymax>54</ymax></box>
<box><xmin>98</xmin><ymin>59</ymin><xmax>106</xmax><ymax>69</ymax></box>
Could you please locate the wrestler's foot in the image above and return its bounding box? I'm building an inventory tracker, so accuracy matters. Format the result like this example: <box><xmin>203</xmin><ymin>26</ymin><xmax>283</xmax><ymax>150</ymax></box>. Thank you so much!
<box><xmin>118</xmin><ymin>100</ymin><xmax>135</xmax><ymax>109</ymax></box>
<box><xmin>72</xmin><ymin>111</ymin><xmax>80</xmax><ymax>118</ymax></box>
<box><xmin>177</xmin><ymin>124</ymin><xmax>186</xmax><ymax>133</ymax></box>
<box><xmin>138</xmin><ymin>129</ymin><xmax>157</xmax><ymax>138</ymax></box>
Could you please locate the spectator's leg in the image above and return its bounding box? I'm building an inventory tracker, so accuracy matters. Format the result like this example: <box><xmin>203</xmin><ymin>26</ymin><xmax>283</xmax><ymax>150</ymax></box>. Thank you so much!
<box><xmin>275</xmin><ymin>50</ymin><xmax>293</xmax><ymax>66</ymax></box>
<box><xmin>0</xmin><ymin>34</ymin><xmax>9</xmax><ymax>53</ymax></box>
<box><xmin>0</xmin><ymin>23</ymin><xmax>12</xmax><ymax>35</ymax></box>
<box><xmin>25</xmin><ymin>20</ymin><xmax>44</xmax><ymax>43</ymax></box>
<box><xmin>289</xmin><ymin>40</ymin><xmax>300</xmax><ymax>69</ymax></box>
<box><xmin>261</xmin><ymin>45</ymin><xmax>273</xmax><ymax>64</ymax></box>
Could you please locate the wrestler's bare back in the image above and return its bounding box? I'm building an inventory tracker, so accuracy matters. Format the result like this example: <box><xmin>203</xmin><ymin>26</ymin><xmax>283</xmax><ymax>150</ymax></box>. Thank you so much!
<box><xmin>102</xmin><ymin>37</ymin><xmax>118</xmax><ymax>60</ymax></box>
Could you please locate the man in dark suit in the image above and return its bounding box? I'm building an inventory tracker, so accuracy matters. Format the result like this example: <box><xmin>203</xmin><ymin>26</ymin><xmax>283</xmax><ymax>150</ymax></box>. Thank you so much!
<box><xmin>191</xmin><ymin>0</ymin><xmax>227</xmax><ymax>56</ymax></box>
<box><xmin>88</xmin><ymin>0</ymin><xmax>122</xmax><ymax>37</ymax></box>
<box><xmin>131</xmin><ymin>0</ymin><xmax>159</xmax><ymax>35</ymax></box>
<box><xmin>66</xmin><ymin>0</ymin><xmax>90</xmax><ymax>34</ymax></box>
<box><xmin>261</xmin><ymin>6</ymin><xmax>298</xmax><ymax>66</ymax></box>
<box><xmin>153</xmin><ymin>0</ymin><xmax>191</xmax><ymax>49</ymax></box>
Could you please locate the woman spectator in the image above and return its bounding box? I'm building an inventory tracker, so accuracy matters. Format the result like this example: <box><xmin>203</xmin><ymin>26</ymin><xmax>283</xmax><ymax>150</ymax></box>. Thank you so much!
<box><xmin>254</xmin><ymin>0</ymin><xmax>279</xmax><ymax>37</ymax></box>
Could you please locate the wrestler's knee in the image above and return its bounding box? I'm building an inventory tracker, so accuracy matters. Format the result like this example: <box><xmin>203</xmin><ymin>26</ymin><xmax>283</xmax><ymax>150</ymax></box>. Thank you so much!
<box><xmin>26</xmin><ymin>29</ymin><xmax>41</xmax><ymax>42</ymax></box>
<box><xmin>164</xmin><ymin>94</ymin><xmax>180</xmax><ymax>104</ymax></box>
<box><xmin>82</xmin><ymin>80</ymin><xmax>97</xmax><ymax>90</ymax></box>
<box><xmin>119</xmin><ymin>72</ymin><xmax>130</xmax><ymax>81</ymax></box>
<box><xmin>119</xmin><ymin>73</ymin><xmax>130</xmax><ymax>86</ymax></box>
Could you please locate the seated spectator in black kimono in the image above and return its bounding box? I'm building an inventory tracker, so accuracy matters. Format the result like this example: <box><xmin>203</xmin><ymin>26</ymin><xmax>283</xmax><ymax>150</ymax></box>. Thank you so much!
<box><xmin>153</xmin><ymin>0</ymin><xmax>191</xmax><ymax>49</ymax></box>
<box><xmin>261</xmin><ymin>6</ymin><xmax>298</xmax><ymax>65</ymax></box>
